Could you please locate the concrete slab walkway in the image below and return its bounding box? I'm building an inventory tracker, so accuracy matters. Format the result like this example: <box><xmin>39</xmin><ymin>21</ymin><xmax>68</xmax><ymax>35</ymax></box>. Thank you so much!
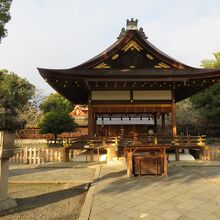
<box><xmin>89</xmin><ymin>164</ymin><xmax>220</xmax><ymax>220</ymax></box>
<box><xmin>9</xmin><ymin>162</ymin><xmax>95</xmax><ymax>185</ymax></box>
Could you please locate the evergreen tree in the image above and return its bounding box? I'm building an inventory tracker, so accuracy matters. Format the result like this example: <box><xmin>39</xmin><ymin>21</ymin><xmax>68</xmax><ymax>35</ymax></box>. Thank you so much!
<box><xmin>0</xmin><ymin>0</ymin><xmax>12</xmax><ymax>42</ymax></box>
<box><xmin>191</xmin><ymin>52</ymin><xmax>220</xmax><ymax>136</ymax></box>
<box><xmin>38</xmin><ymin>112</ymin><xmax>77</xmax><ymax>143</ymax></box>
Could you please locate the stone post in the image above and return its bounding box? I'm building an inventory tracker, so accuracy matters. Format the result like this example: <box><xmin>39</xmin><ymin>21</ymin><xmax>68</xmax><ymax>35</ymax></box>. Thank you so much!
<box><xmin>62</xmin><ymin>147</ymin><xmax>69</xmax><ymax>162</ymax></box>
<box><xmin>0</xmin><ymin>131</ymin><xmax>17</xmax><ymax>213</ymax></box>
<box><xmin>106</xmin><ymin>147</ymin><xmax>117</xmax><ymax>164</ymax></box>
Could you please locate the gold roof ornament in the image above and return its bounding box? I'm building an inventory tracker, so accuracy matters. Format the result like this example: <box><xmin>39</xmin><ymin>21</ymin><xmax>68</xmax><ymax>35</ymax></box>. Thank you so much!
<box><xmin>122</xmin><ymin>40</ymin><xmax>143</xmax><ymax>52</ymax></box>
<box><xmin>94</xmin><ymin>62</ymin><xmax>111</xmax><ymax>69</ymax></box>
<box><xmin>112</xmin><ymin>54</ymin><xmax>119</xmax><ymax>60</ymax></box>
<box><xmin>146</xmin><ymin>54</ymin><xmax>154</xmax><ymax>60</ymax></box>
<box><xmin>154</xmin><ymin>62</ymin><xmax>171</xmax><ymax>69</ymax></box>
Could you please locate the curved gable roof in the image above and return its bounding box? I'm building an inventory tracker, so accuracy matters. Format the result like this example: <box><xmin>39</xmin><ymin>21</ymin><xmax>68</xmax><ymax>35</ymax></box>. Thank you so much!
<box><xmin>38</xmin><ymin>19</ymin><xmax>220</xmax><ymax>103</ymax></box>
<box><xmin>72</xmin><ymin>30</ymin><xmax>192</xmax><ymax>70</ymax></box>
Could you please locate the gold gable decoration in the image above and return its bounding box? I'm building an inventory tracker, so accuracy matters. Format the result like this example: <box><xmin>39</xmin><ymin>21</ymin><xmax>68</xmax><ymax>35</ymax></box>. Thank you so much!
<box><xmin>122</xmin><ymin>40</ymin><xmax>143</xmax><ymax>52</ymax></box>
<box><xmin>146</xmin><ymin>54</ymin><xmax>154</xmax><ymax>60</ymax></box>
<box><xmin>94</xmin><ymin>62</ymin><xmax>111</xmax><ymax>69</ymax></box>
<box><xmin>154</xmin><ymin>62</ymin><xmax>171</xmax><ymax>69</ymax></box>
<box><xmin>112</xmin><ymin>54</ymin><xmax>119</xmax><ymax>60</ymax></box>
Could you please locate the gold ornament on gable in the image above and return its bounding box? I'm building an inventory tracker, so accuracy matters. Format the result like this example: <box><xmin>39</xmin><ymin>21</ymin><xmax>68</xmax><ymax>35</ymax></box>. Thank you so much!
<box><xmin>112</xmin><ymin>54</ymin><xmax>119</xmax><ymax>60</ymax></box>
<box><xmin>94</xmin><ymin>62</ymin><xmax>111</xmax><ymax>69</ymax></box>
<box><xmin>146</xmin><ymin>54</ymin><xmax>154</xmax><ymax>60</ymax></box>
<box><xmin>154</xmin><ymin>62</ymin><xmax>171</xmax><ymax>69</ymax></box>
<box><xmin>122</xmin><ymin>40</ymin><xmax>143</xmax><ymax>52</ymax></box>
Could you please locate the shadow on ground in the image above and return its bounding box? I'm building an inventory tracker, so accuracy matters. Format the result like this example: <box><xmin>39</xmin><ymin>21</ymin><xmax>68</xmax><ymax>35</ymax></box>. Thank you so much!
<box><xmin>0</xmin><ymin>183</ymin><xmax>87</xmax><ymax>217</ymax></box>
<box><xmin>95</xmin><ymin>164</ymin><xmax>220</xmax><ymax>196</ymax></box>
<box><xmin>9</xmin><ymin>167</ymin><xmax>68</xmax><ymax>177</ymax></box>
<box><xmin>95</xmin><ymin>169</ymin><xmax>126</xmax><ymax>182</ymax></box>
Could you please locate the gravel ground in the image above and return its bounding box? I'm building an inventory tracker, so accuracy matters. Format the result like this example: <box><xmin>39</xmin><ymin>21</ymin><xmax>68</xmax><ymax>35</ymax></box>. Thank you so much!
<box><xmin>0</xmin><ymin>183</ymin><xmax>87</xmax><ymax>220</ymax></box>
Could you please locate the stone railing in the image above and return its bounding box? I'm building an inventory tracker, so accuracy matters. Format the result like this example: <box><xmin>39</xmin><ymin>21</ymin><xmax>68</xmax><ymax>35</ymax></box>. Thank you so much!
<box><xmin>10</xmin><ymin>147</ymin><xmax>68</xmax><ymax>164</ymax></box>
<box><xmin>202</xmin><ymin>145</ymin><xmax>220</xmax><ymax>161</ymax></box>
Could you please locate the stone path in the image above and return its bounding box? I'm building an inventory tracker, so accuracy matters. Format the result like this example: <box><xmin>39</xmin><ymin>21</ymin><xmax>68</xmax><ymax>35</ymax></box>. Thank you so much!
<box><xmin>9</xmin><ymin>162</ymin><xmax>95</xmax><ymax>185</ymax></box>
<box><xmin>0</xmin><ymin>162</ymin><xmax>97</xmax><ymax>219</ymax></box>
<box><xmin>89</xmin><ymin>164</ymin><xmax>220</xmax><ymax>220</ymax></box>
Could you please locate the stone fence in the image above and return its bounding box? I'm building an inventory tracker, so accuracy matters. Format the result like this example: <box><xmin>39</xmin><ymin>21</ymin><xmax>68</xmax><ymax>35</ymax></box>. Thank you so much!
<box><xmin>203</xmin><ymin>145</ymin><xmax>220</xmax><ymax>161</ymax></box>
<box><xmin>9</xmin><ymin>147</ymin><xmax>69</xmax><ymax>164</ymax></box>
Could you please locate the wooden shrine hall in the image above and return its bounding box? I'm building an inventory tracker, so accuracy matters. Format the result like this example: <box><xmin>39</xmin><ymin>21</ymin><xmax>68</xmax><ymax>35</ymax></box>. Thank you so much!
<box><xmin>38</xmin><ymin>18</ymin><xmax>220</xmax><ymax>176</ymax></box>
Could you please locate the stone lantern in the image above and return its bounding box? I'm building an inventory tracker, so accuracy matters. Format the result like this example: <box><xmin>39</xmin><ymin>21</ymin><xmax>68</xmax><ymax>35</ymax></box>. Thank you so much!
<box><xmin>0</xmin><ymin>93</ymin><xmax>19</xmax><ymax>212</ymax></box>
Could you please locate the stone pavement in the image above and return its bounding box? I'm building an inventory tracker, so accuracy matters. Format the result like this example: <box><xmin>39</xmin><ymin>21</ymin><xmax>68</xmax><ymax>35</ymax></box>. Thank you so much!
<box><xmin>9</xmin><ymin>162</ymin><xmax>95</xmax><ymax>185</ymax></box>
<box><xmin>89</xmin><ymin>164</ymin><xmax>220</xmax><ymax>220</ymax></box>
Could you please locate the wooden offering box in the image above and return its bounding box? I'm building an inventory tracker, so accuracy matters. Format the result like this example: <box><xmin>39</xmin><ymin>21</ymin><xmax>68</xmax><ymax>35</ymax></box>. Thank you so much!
<box><xmin>133</xmin><ymin>153</ymin><xmax>162</xmax><ymax>176</ymax></box>
<box><xmin>124</xmin><ymin>145</ymin><xmax>169</xmax><ymax>177</ymax></box>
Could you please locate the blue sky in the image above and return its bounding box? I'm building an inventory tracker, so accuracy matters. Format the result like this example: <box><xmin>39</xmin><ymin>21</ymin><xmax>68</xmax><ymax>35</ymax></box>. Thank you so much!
<box><xmin>1</xmin><ymin>0</ymin><xmax>220</xmax><ymax>94</ymax></box>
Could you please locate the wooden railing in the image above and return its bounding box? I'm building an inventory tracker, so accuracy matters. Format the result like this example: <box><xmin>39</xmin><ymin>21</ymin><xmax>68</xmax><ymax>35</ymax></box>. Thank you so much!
<box><xmin>171</xmin><ymin>135</ymin><xmax>206</xmax><ymax>147</ymax></box>
<box><xmin>117</xmin><ymin>135</ymin><xmax>206</xmax><ymax>147</ymax></box>
<box><xmin>11</xmin><ymin>136</ymin><xmax>220</xmax><ymax>164</ymax></box>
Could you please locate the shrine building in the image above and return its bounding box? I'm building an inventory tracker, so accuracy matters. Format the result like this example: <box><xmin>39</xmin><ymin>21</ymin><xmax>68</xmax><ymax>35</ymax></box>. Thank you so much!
<box><xmin>38</xmin><ymin>18</ymin><xmax>220</xmax><ymax>140</ymax></box>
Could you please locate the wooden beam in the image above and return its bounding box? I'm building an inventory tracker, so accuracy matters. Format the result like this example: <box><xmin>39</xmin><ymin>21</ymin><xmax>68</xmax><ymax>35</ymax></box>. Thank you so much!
<box><xmin>92</xmin><ymin>103</ymin><xmax>172</xmax><ymax>113</ymax></box>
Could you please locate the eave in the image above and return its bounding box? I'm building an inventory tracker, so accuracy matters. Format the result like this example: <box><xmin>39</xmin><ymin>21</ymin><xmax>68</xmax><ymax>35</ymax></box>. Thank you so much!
<box><xmin>38</xmin><ymin>20</ymin><xmax>220</xmax><ymax>104</ymax></box>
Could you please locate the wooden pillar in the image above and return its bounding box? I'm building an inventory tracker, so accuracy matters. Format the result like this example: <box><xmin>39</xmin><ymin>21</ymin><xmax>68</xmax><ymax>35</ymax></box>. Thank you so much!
<box><xmin>163</xmin><ymin>147</ymin><xmax>167</xmax><ymax>177</ymax></box>
<box><xmin>172</xmin><ymin>102</ymin><xmax>177</xmax><ymax>137</ymax></box>
<box><xmin>172</xmin><ymin>90</ymin><xmax>178</xmax><ymax>160</ymax></box>
<box><xmin>88</xmin><ymin>101</ymin><xmax>96</xmax><ymax>138</ymax></box>
<box><xmin>90</xmin><ymin>149</ymin><xmax>94</xmax><ymax>162</ymax></box>
<box><xmin>108</xmin><ymin>125</ymin><xmax>110</xmax><ymax>136</ymax></box>
<box><xmin>88</xmin><ymin>91</ymin><xmax>92</xmax><ymax>138</ymax></box>
<box><xmin>172</xmin><ymin>103</ymin><xmax>179</xmax><ymax>160</ymax></box>
<box><xmin>154</xmin><ymin>113</ymin><xmax>157</xmax><ymax>134</ymax></box>
<box><xmin>86</xmin><ymin>149</ymin><xmax>88</xmax><ymax>163</ymax></box>
<box><xmin>120</xmin><ymin>126</ymin><xmax>124</xmax><ymax>137</ymax></box>
<box><xmin>91</xmin><ymin>113</ymin><xmax>96</xmax><ymax>137</ymax></box>
<box><xmin>162</xmin><ymin>113</ymin><xmax>166</xmax><ymax>133</ymax></box>
<box><xmin>97</xmin><ymin>147</ymin><xmax>100</xmax><ymax>162</ymax></box>
<box><xmin>172</xmin><ymin>90</ymin><xmax>177</xmax><ymax>137</ymax></box>
<box><xmin>127</xmin><ymin>151</ymin><xmax>133</xmax><ymax>177</ymax></box>
<box><xmin>96</xmin><ymin>124</ymin><xmax>98</xmax><ymax>136</ymax></box>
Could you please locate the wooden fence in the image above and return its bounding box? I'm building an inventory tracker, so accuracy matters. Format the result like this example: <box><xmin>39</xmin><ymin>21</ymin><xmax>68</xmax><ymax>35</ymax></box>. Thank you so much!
<box><xmin>10</xmin><ymin>146</ymin><xmax>103</xmax><ymax>164</ymax></box>
<box><xmin>202</xmin><ymin>145</ymin><xmax>220</xmax><ymax>161</ymax></box>
<box><xmin>10</xmin><ymin>147</ymin><xmax>68</xmax><ymax>164</ymax></box>
<box><xmin>9</xmin><ymin>142</ymin><xmax>220</xmax><ymax>164</ymax></box>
